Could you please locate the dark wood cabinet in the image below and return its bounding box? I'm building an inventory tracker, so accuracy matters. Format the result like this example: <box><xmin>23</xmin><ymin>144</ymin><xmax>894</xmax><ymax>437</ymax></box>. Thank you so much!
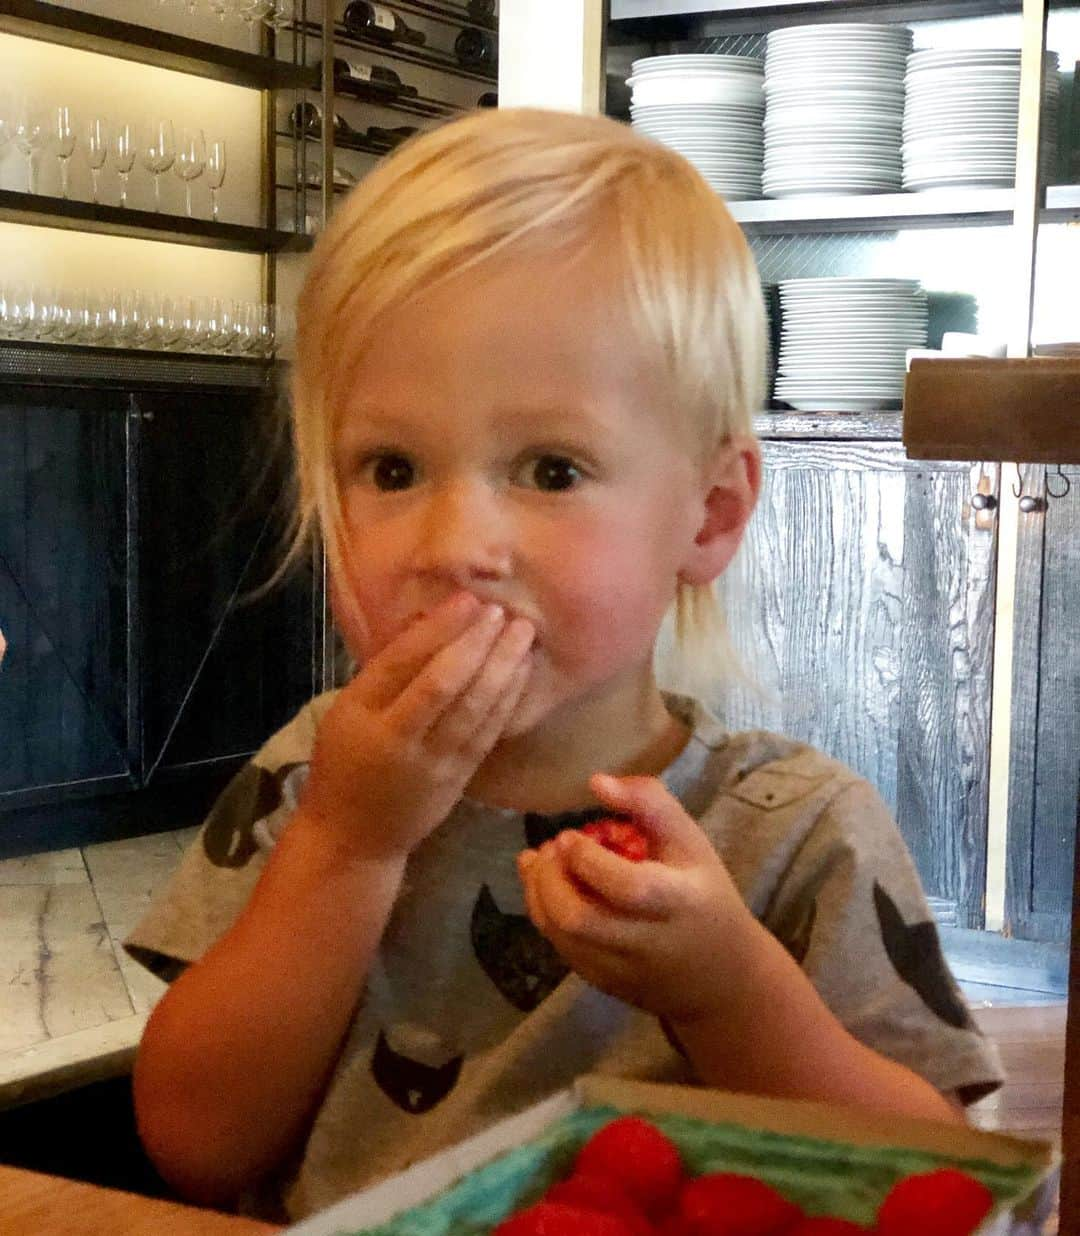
<box><xmin>0</xmin><ymin>372</ymin><xmax>316</xmax><ymax>856</ymax></box>
<box><xmin>717</xmin><ymin>429</ymin><xmax>998</xmax><ymax>930</ymax></box>
<box><xmin>0</xmin><ymin>387</ymin><xmax>130</xmax><ymax>801</ymax></box>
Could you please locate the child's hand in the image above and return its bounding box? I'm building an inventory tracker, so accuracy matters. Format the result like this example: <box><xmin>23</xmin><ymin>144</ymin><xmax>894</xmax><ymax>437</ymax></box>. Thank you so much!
<box><xmin>517</xmin><ymin>774</ymin><xmax>755</xmax><ymax>1025</ymax></box>
<box><xmin>299</xmin><ymin>591</ymin><xmax>535</xmax><ymax>862</ymax></box>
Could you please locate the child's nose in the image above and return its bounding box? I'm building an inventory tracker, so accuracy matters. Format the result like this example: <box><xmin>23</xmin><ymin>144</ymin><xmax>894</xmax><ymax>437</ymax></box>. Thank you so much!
<box><xmin>413</xmin><ymin>480</ymin><xmax>513</xmax><ymax>579</ymax></box>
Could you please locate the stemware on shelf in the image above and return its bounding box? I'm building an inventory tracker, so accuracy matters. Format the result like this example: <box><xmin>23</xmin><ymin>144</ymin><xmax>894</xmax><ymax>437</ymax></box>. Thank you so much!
<box><xmin>233</xmin><ymin>0</ymin><xmax>273</xmax><ymax>51</ymax></box>
<box><xmin>53</xmin><ymin>105</ymin><xmax>76</xmax><ymax>199</ymax></box>
<box><xmin>0</xmin><ymin>283</ymin><xmax>33</xmax><ymax>339</ymax></box>
<box><xmin>174</xmin><ymin>128</ymin><xmax>206</xmax><ymax>218</ymax></box>
<box><xmin>264</xmin><ymin>0</ymin><xmax>296</xmax><ymax>32</ymax></box>
<box><xmin>0</xmin><ymin>90</ymin><xmax>12</xmax><ymax>156</ymax></box>
<box><xmin>143</xmin><ymin>119</ymin><xmax>176</xmax><ymax>213</ymax></box>
<box><xmin>205</xmin><ymin>137</ymin><xmax>226</xmax><ymax>221</ymax></box>
<box><xmin>113</xmin><ymin>123</ymin><xmax>136</xmax><ymax>208</ymax></box>
<box><xmin>13</xmin><ymin>103</ymin><xmax>45</xmax><ymax>194</ymax></box>
<box><xmin>86</xmin><ymin>117</ymin><xmax>108</xmax><ymax>205</ymax></box>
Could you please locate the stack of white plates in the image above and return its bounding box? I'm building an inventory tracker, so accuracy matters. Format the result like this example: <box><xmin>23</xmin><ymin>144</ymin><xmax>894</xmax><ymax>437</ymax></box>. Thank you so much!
<box><xmin>774</xmin><ymin>277</ymin><xmax>928</xmax><ymax>411</ymax></box>
<box><xmin>903</xmin><ymin>49</ymin><xmax>1060</xmax><ymax>191</ymax></box>
<box><xmin>628</xmin><ymin>54</ymin><xmax>764</xmax><ymax>200</ymax></box>
<box><xmin>763</xmin><ymin>24</ymin><xmax>912</xmax><ymax>198</ymax></box>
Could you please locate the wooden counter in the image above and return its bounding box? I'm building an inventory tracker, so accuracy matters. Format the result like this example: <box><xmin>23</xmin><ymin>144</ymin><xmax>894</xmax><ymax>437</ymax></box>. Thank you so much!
<box><xmin>0</xmin><ymin>1164</ymin><xmax>281</xmax><ymax>1235</ymax></box>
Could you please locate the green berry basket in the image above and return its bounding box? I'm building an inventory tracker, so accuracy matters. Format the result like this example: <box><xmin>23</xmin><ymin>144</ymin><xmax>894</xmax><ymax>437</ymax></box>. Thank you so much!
<box><xmin>285</xmin><ymin>1077</ymin><xmax>1057</xmax><ymax>1236</ymax></box>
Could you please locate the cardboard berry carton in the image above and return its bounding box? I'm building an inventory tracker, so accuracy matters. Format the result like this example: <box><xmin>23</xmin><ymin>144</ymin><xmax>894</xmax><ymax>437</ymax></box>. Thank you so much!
<box><xmin>284</xmin><ymin>1077</ymin><xmax>1057</xmax><ymax>1236</ymax></box>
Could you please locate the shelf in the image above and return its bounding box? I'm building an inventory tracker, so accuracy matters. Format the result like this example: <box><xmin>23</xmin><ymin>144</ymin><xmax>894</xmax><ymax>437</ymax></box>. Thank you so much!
<box><xmin>327</xmin><ymin>21</ymin><xmax>497</xmax><ymax>84</ymax></box>
<box><xmin>0</xmin><ymin>189</ymin><xmax>312</xmax><ymax>253</ymax></box>
<box><xmin>0</xmin><ymin>0</ymin><xmax>318</xmax><ymax>90</ymax></box>
<box><xmin>389</xmin><ymin>0</ymin><xmax>497</xmax><ymax>31</ymax></box>
<box><xmin>332</xmin><ymin>89</ymin><xmax>459</xmax><ymax>120</ymax></box>
<box><xmin>609</xmin><ymin>0</ymin><xmax>1080</xmax><ymax>39</ymax></box>
<box><xmin>0</xmin><ymin>338</ymin><xmax>278</xmax><ymax>388</ymax></box>
<box><xmin>728</xmin><ymin>185</ymin><xmax>1080</xmax><ymax>234</ymax></box>
<box><xmin>277</xmin><ymin>128</ymin><xmax>413</xmax><ymax>158</ymax></box>
<box><xmin>754</xmin><ymin>410</ymin><xmax>902</xmax><ymax>440</ymax></box>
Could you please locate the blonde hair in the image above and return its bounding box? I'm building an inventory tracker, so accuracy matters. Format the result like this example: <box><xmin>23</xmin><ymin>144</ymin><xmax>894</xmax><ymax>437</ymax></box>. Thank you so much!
<box><xmin>288</xmin><ymin>107</ymin><xmax>765</xmax><ymax>699</ymax></box>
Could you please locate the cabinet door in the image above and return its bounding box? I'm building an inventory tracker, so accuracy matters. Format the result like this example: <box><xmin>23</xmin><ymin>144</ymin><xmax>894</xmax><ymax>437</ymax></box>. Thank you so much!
<box><xmin>716</xmin><ymin>439</ymin><xmax>997</xmax><ymax>930</ymax></box>
<box><xmin>0</xmin><ymin>388</ymin><xmax>130</xmax><ymax>803</ymax></box>
<box><xmin>135</xmin><ymin>388</ymin><xmax>315</xmax><ymax>784</ymax></box>
<box><xmin>1006</xmin><ymin>465</ymin><xmax>1080</xmax><ymax>943</ymax></box>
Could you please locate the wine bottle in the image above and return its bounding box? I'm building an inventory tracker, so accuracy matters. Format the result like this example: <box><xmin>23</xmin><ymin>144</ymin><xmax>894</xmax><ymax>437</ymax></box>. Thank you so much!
<box><xmin>454</xmin><ymin>26</ymin><xmax>497</xmax><ymax>71</ymax></box>
<box><xmin>343</xmin><ymin>2</ymin><xmax>426</xmax><ymax>47</ymax></box>
<box><xmin>289</xmin><ymin>101</ymin><xmax>349</xmax><ymax>139</ymax></box>
<box><xmin>477</xmin><ymin>90</ymin><xmax>498</xmax><ymax>108</ymax></box>
<box><xmin>324</xmin><ymin>58</ymin><xmax>419</xmax><ymax>102</ymax></box>
<box><xmin>467</xmin><ymin>0</ymin><xmax>496</xmax><ymax>23</ymax></box>
<box><xmin>366</xmin><ymin>124</ymin><xmax>418</xmax><ymax>150</ymax></box>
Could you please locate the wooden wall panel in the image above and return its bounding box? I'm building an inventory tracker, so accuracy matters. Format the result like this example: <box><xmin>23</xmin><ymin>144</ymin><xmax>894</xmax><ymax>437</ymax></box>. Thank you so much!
<box><xmin>718</xmin><ymin>440</ymin><xmax>996</xmax><ymax>928</ymax></box>
<box><xmin>0</xmin><ymin>395</ymin><xmax>128</xmax><ymax>800</ymax></box>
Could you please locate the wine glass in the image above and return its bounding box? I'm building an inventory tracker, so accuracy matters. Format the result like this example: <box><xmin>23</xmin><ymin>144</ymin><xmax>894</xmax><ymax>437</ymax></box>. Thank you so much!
<box><xmin>174</xmin><ymin>127</ymin><xmax>206</xmax><ymax>218</ymax></box>
<box><xmin>53</xmin><ymin>105</ymin><xmax>76</xmax><ymax>198</ymax></box>
<box><xmin>51</xmin><ymin>293</ymin><xmax>80</xmax><ymax>345</ymax></box>
<box><xmin>142</xmin><ymin>119</ymin><xmax>175</xmax><ymax>213</ymax></box>
<box><xmin>205</xmin><ymin>137</ymin><xmax>226</xmax><ymax>221</ymax></box>
<box><xmin>113</xmin><ymin>123</ymin><xmax>136</xmax><ymax>208</ymax></box>
<box><xmin>0</xmin><ymin>282</ymin><xmax>33</xmax><ymax>339</ymax></box>
<box><xmin>232</xmin><ymin>0</ymin><xmax>272</xmax><ymax>51</ymax></box>
<box><xmin>12</xmin><ymin>103</ymin><xmax>45</xmax><ymax>194</ymax></box>
<box><xmin>86</xmin><ymin>117</ymin><xmax>108</xmax><ymax>205</ymax></box>
<box><xmin>264</xmin><ymin>0</ymin><xmax>296</xmax><ymax>32</ymax></box>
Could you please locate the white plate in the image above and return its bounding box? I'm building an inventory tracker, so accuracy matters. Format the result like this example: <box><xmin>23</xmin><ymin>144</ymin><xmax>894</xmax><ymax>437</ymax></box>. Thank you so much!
<box><xmin>780</xmin><ymin>397</ymin><xmax>902</xmax><ymax>411</ymax></box>
<box><xmin>767</xmin><ymin>23</ymin><xmax>913</xmax><ymax>42</ymax></box>
<box><xmin>629</xmin><ymin>79</ymin><xmax>764</xmax><ymax>107</ymax></box>
<box><xmin>632</xmin><ymin>54</ymin><xmax>763</xmax><ymax>72</ymax></box>
<box><xmin>904</xmin><ymin>175</ymin><xmax>1014</xmax><ymax>190</ymax></box>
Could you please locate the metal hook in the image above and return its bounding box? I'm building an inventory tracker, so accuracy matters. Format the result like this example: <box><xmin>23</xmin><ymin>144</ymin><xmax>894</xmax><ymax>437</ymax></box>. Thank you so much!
<box><xmin>1011</xmin><ymin>464</ymin><xmax>1025</xmax><ymax>500</ymax></box>
<box><xmin>1046</xmin><ymin>465</ymin><xmax>1071</xmax><ymax>500</ymax></box>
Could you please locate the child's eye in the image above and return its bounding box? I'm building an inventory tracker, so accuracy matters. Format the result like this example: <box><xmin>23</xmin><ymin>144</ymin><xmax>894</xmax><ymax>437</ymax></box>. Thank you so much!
<box><xmin>523</xmin><ymin>454</ymin><xmax>584</xmax><ymax>492</ymax></box>
<box><xmin>364</xmin><ymin>453</ymin><xmax>415</xmax><ymax>491</ymax></box>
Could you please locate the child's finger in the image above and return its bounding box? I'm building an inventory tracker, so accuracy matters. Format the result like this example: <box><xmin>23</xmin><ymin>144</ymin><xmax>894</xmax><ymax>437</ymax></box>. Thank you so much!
<box><xmin>589</xmin><ymin>772</ymin><xmax>715</xmax><ymax>866</ymax></box>
<box><xmin>530</xmin><ymin>842</ymin><xmax>635</xmax><ymax>951</ymax></box>
<box><xmin>358</xmin><ymin>593</ymin><xmax>485</xmax><ymax>707</ymax></box>
<box><xmin>556</xmin><ymin>831</ymin><xmax>676</xmax><ymax>920</ymax></box>
<box><xmin>517</xmin><ymin>850</ymin><xmax>549</xmax><ymax>935</ymax></box>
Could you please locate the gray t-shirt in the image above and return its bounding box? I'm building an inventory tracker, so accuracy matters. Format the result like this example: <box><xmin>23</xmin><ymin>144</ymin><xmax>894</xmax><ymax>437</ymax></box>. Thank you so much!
<box><xmin>124</xmin><ymin>690</ymin><xmax>1003</xmax><ymax>1222</ymax></box>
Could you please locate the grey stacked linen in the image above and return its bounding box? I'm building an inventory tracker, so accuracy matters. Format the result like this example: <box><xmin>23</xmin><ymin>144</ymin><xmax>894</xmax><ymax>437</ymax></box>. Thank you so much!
<box><xmin>775</xmin><ymin>277</ymin><xmax>928</xmax><ymax>412</ymax></box>
<box><xmin>628</xmin><ymin>54</ymin><xmax>764</xmax><ymax>200</ymax></box>
<box><xmin>763</xmin><ymin>23</ymin><xmax>911</xmax><ymax>197</ymax></box>
<box><xmin>903</xmin><ymin>49</ymin><xmax>1061</xmax><ymax>190</ymax></box>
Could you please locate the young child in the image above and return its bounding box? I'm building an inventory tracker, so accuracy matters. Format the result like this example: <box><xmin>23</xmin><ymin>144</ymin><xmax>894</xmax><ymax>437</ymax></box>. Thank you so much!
<box><xmin>125</xmin><ymin>108</ymin><xmax>1003</xmax><ymax>1223</ymax></box>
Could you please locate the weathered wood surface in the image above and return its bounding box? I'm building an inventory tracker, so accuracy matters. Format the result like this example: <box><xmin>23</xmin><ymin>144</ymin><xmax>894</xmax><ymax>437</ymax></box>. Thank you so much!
<box><xmin>714</xmin><ymin>440</ymin><xmax>998</xmax><ymax>928</ymax></box>
<box><xmin>1007</xmin><ymin>465</ymin><xmax>1080</xmax><ymax>943</ymax></box>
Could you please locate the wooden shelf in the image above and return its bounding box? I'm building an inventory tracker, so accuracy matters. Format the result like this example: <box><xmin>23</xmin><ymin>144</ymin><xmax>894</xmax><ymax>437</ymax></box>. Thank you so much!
<box><xmin>0</xmin><ymin>189</ymin><xmax>312</xmax><ymax>253</ymax></box>
<box><xmin>0</xmin><ymin>0</ymin><xmax>318</xmax><ymax>89</ymax></box>
<box><xmin>728</xmin><ymin>185</ymin><xmax>1080</xmax><ymax>234</ymax></box>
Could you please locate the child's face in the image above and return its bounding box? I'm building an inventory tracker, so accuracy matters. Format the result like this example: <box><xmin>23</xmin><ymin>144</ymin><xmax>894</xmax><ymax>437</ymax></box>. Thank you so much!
<box><xmin>331</xmin><ymin>251</ymin><xmax>709</xmax><ymax>736</ymax></box>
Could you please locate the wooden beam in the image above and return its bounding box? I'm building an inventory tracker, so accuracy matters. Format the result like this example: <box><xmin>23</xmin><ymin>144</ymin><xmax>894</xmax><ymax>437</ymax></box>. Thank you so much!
<box><xmin>903</xmin><ymin>358</ymin><xmax>1080</xmax><ymax>464</ymax></box>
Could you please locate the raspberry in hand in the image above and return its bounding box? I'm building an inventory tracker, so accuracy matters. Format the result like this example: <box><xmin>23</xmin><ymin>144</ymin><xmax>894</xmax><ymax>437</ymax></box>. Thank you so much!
<box><xmin>581</xmin><ymin>818</ymin><xmax>651</xmax><ymax>863</ymax></box>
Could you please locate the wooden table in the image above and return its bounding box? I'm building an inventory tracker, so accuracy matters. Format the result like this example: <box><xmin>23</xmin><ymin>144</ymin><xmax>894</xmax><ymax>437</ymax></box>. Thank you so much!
<box><xmin>0</xmin><ymin>1164</ymin><xmax>282</xmax><ymax>1234</ymax></box>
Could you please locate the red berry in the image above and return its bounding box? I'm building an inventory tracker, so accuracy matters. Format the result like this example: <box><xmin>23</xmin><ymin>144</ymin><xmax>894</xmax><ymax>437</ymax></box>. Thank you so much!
<box><xmin>581</xmin><ymin>819</ymin><xmax>651</xmax><ymax>862</ymax></box>
<box><xmin>786</xmin><ymin>1220</ymin><xmax>870</xmax><ymax>1235</ymax></box>
<box><xmin>876</xmin><ymin>1168</ymin><xmax>994</xmax><ymax>1236</ymax></box>
<box><xmin>494</xmin><ymin>1201</ymin><xmax>637</xmax><ymax>1236</ymax></box>
<box><xmin>545</xmin><ymin>1174</ymin><xmax>654</xmax><ymax>1236</ymax></box>
<box><xmin>678</xmin><ymin>1172</ymin><xmax>804</xmax><ymax>1236</ymax></box>
<box><xmin>575</xmin><ymin>1116</ymin><xmax>684</xmax><ymax>1218</ymax></box>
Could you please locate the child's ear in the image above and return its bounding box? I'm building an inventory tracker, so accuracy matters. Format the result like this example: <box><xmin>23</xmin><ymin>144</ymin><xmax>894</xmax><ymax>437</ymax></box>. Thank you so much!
<box><xmin>677</xmin><ymin>435</ymin><xmax>761</xmax><ymax>587</ymax></box>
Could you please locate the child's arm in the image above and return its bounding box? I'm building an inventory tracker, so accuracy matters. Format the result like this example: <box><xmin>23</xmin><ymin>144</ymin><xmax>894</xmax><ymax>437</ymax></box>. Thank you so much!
<box><xmin>518</xmin><ymin>773</ymin><xmax>966</xmax><ymax>1126</ymax></box>
<box><xmin>134</xmin><ymin>593</ymin><xmax>535</xmax><ymax>1208</ymax></box>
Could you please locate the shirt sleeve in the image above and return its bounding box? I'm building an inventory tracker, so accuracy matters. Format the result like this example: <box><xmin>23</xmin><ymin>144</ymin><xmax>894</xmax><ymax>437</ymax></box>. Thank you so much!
<box><xmin>760</xmin><ymin>776</ymin><xmax>1005</xmax><ymax>1106</ymax></box>
<box><xmin>122</xmin><ymin>696</ymin><xmax>328</xmax><ymax>981</ymax></box>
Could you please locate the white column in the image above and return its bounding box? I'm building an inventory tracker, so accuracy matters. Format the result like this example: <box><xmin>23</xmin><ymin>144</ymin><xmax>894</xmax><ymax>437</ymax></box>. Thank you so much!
<box><xmin>498</xmin><ymin>0</ymin><xmax>605</xmax><ymax>114</ymax></box>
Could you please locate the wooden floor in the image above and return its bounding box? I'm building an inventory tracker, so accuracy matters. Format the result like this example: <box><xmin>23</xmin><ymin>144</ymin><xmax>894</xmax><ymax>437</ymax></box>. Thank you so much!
<box><xmin>964</xmin><ymin>1002</ymin><xmax>1067</xmax><ymax>1235</ymax></box>
<box><xmin>968</xmin><ymin>1003</ymin><xmax>1067</xmax><ymax>1146</ymax></box>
